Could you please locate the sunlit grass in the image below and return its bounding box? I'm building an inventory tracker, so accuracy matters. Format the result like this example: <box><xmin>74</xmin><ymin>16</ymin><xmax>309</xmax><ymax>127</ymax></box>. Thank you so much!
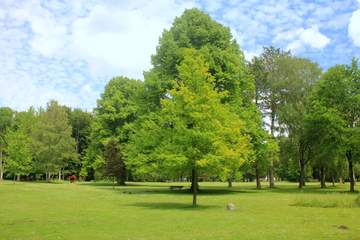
<box><xmin>0</xmin><ymin>181</ymin><xmax>359</xmax><ymax>240</ymax></box>
<box><xmin>292</xmin><ymin>194</ymin><xmax>360</xmax><ymax>208</ymax></box>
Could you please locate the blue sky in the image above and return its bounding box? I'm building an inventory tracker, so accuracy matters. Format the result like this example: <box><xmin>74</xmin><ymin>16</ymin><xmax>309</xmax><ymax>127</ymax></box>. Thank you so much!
<box><xmin>0</xmin><ymin>0</ymin><xmax>359</xmax><ymax>110</ymax></box>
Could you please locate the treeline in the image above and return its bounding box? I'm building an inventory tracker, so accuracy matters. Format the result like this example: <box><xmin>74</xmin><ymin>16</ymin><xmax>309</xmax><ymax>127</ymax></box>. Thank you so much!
<box><xmin>0</xmin><ymin>102</ymin><xmax>91</xmax><ymax>181</ymax></box>
<box><xmin>0</xmin><ymin>9</ymin><xmax>359</xmax><ymax>200</ymax></box>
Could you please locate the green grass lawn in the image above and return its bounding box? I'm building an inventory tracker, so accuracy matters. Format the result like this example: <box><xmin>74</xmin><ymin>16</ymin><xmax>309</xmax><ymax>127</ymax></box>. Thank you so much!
<box><xmin>0</xmin><ymin>181</ymin><xmax>359</xmax><ymax>240</ymax></box>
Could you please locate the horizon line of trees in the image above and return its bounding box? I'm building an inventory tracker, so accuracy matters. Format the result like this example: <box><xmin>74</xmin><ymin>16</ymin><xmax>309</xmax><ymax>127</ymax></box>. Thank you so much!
<box><xmin>0</xmin><ymin>9</ymin><xmax>359</xmax><ymax>205</ymax></box>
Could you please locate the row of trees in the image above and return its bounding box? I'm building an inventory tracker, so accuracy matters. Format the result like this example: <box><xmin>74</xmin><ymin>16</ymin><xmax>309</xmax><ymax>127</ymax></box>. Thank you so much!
<box><xmin>250</xmin><ymin>47</ymin><xmax>360</xmax><ymax>192</ymax></box>
<box><xmin>0</xmin><ymin>102</ymin><xmax>92</xmax><ymax>181</ymax></box>
<box><xmin>0</xmin><ymin>9</ymin><xmax>359</xmax><ymax>205</ymax></box>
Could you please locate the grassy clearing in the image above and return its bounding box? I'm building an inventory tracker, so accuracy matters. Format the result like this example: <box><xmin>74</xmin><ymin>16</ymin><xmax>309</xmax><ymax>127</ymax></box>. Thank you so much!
<box><xmin>0</xmin><ymin>181</ymin><xmax>359</xmax><ymax>240</ymax></box>
<box><xmin>291</xmin><ymin>194</ymin><xmax>360</xmax><ymax>208</ymax></box>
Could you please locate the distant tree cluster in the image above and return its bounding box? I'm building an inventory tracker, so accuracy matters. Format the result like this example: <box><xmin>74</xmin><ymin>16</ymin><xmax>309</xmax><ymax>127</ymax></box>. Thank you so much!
<box><xmin>0</xmin><ymin>101</ymin><xmax>91</xmax><ymax>182</ymax></box>
<box><xmin>0</xmin><ymin>9</ymin><xmax>359</xmax><ymax>205</ymax></box>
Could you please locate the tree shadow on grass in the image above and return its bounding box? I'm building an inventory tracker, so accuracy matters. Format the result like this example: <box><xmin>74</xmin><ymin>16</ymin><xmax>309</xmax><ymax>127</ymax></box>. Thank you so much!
<box><xmin>81</xmin><ymin>181</ymin><xmax>353</xmax><ymax>195</ymax></box>
<box><xmin>96</xmin><ymin>186</ymin><xmax>256</xmax><ymax>196</ymax></box>
<box><xmin>78</xmin><ymin>182</ymin><xmax>169</xmax><ymax>187</ymax></box>
<box><xmin>78</xmin><ymin>181</ymin><xmax>262</xmax><ymax>196</ymax></box>
<box><xmin>129</xmin><ymin>202</ymin><xmax>220</xmax><ymax>211</ymax></box>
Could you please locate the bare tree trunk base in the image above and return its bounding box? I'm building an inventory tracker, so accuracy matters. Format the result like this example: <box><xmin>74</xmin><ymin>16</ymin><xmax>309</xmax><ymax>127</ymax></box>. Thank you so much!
<box><xmin>320</xmin><ymin>167</ymin><xmax>326</xmax><ymax>188</ymax></box>
<box><xmin>269</xmin><ymin>167</ymin><xmax>275</xmax><ymax>188</ymax></box>
<box><xmin>192</xmin><ymin>168</ymin><xmax>197</xmax><ymax>207</ymax></box>
<box><xmin>348</xmin><ymin>156</ymin><xmax>355</xmax><ymax>192</ymax></box>
<box><xmin>228</xmin><ymin>178</ymin><xmax>232</xmax><ymax>188</ymax></box>
<box><xmin>255</xmin><ymin>167</ymin><xmax>261</xmax><ymax>189</ymax></box>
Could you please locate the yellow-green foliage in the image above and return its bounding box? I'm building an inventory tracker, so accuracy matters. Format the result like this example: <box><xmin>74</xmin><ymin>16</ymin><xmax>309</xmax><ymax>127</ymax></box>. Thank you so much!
<box><xmin>127</xmin><ymin>49</ymin><xmax>250</xmax><ymax>181</ymax></box>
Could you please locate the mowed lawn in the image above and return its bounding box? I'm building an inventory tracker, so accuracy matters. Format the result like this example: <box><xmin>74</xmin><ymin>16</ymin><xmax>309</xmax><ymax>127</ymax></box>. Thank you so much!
<box><xmin>0</xmin><ymin>181</ymin><xmax>359</xmax><ymax>240</ymax></box>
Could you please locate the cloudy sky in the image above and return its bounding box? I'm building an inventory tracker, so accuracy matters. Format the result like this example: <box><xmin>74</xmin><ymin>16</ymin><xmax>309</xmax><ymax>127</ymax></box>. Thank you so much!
<box><xmin>1</xmin><ymin>0</ymin><xmax>359</xmax><ymax>110</ymax></box>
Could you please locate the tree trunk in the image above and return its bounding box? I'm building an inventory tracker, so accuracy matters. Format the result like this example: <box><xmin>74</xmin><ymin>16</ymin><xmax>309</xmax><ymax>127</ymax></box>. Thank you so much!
<box><xmin>298</xmin><ymin>161</ymin><xmax>305</xmax><ymax>188</ymax></box>
<box><xmin>227</xmin><ymin>177</ymin><xmax>232</xmax><ymax>188</ymax></box>
<box><xmin>298</xmin><ymin>143</ymin><xmax>306</xmax><ymax>188</ymax></box>
<box><xmin>270</xmin><ymin>108</ymin><xmax>275</xmax><ymax>137</ymax></box>
<box><xmin>332</xmin><ymin>176</ymin><xmax>335</xmax><ymax>187</ymax></box>
<box><xmin>347</xmin><ymin>151</ymin><xmax>355</xmax><ymax>192</ymax></box>
<box><xmin>192</xmin><ymin>168</ymin><xmax>197</xmax><ymax>207</ymax></box>
<box><xmin>339</xmin><ymin>176</ymin><xmax>344</xmax><ymax>184</ymax></box>
<box><xmin>46</xmin><ymin>172</ymin><xmax>52</xmax><ymax>182</ymax></box>
<box><xmin>190</xmin><ymin>169</ymin><xmax>199</xmax><ymax>193</ymax></box>
<box><xmin>17</xmin><ymin>174</ymin><xmax>20</xmax><ymax>181</ymax></box>
<box><xmin>117</xmin><ymin>161</ymin><xmax>126</xmax><ymax>185</ymax></box>
<box><xmin>58</xmin><ymin>170</ymin><xmax>62</xmax><ymax>181</ymax></box>
<box><xmin>269</xmin><ymin>167</ymin><xmax>275</xmax><ymax>188</ymax></box>
<box><xmin>0</xmin><ymin>149</ymin><xmax>3</xmax><ymax>181</ymax></box>
<box><xmin>117</xmin><ymin>175</ymin><xmax>126</xmax><ymax>186</ymax></box>
<box><xmin>320</xmin><ymin>167</ymin><xmax>326</xmax><ymax>188</ymax></box>
<box><xmin>269</xmin><ymin>108</ymin><xmax>275</xmax><ymax>188</ymax></box>
<box><xmin>255</xmin><ymin>166</ymin><xmax>261</xmax><ymax>189</ymax></box>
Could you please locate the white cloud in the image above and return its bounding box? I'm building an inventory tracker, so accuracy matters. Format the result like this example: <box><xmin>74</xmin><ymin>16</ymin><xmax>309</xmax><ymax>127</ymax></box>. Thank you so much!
<box><xmin>8</xmin><ymin>0</ymin><xmax>197</xmax><ymax>80</ymax></box>
<box><xmin>275</xmin><ymin>25</ymin><xmax>330</xmax><ymax>52</ymax></box>
<box><xmin>0</xmin><ymin>0</ymin><xmax>197</xmax><ymax>110</ymax></box>
<box><xmin>348</xmin><ymin>7</ymin><xmax>360</xmax><ymax>47</ymax></box>
<box><xmin>298</xmin><ymin>26</ymin><xmax>330</xmax><ymax>49</ymax></box>
<box><xmin>70</xmin><ymin>0</ymin><xmax>197</xmax><ymax>79</ymax></box>
<box><xmin>0</xmin><ymin>0</ymin><xmax>357</xmax><ymax>111</ymax></box>
<box><xmin>9</xmin><ymin>1</ymin><xmax>68</xmax><ymax>56</ymax></box>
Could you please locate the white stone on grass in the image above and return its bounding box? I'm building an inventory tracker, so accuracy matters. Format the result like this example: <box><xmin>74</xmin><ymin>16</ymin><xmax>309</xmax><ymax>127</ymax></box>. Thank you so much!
<box><xmin>226</xmin><ymin>203</ymin><xmax>236</xmax><ymax>211</ymax></box>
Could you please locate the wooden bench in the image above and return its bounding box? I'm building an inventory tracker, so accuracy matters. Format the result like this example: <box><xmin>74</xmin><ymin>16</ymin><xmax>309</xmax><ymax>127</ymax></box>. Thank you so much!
<box><xmin>169</xmin><ymin>186</ymin><xmax>184</xmax><ymax>190</ymax></box>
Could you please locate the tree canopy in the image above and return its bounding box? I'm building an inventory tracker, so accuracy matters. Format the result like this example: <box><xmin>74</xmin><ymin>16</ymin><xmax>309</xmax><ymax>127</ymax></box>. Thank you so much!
<box><xmin>126</xmin><ymin>49</ymin><xmax>250</xmax><ymax>205</ymax></box>
<box><xmin>31</xmin><ymin>101</ymin><xmax>77</xmax><ymax>181</ymax></box>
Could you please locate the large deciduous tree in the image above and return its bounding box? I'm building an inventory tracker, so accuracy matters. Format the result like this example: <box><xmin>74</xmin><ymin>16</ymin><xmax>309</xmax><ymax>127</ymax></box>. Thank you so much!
<box><xmin>31</xmin><ymin>101</ymin><xmax>77</xmax><ymax>181</ymax></box>
<box><xmin>251</xmin><ymin>47</ymin><xmax>289</xmax><ymax>187</ymax></box>
<box><xmin>276</xmin><ymin>57</ymin><xmax>321</xmax><ymax>188</ymax></box>
<box><xmin>135</xmin><ymin>9</ymin><xmax>258</xmax><ymax>188</ymax></box>
<box><xmin>127</xmin><ymin>49</ymin><xmax>250</xmax><ymax>206</ymax></box>
<box><xmin>312</xmin><ymin>60</ymin><xmax>360</xmax><ymax>192</ymax></box>
<box><xmin>83</xmin><ymin>77</ymin><xmax>143</xmax><ymax>183</ymax></box>
<box><xmin>304</xmin><ymin>102</ymin><xmax>345</xmax><ymax>188</ymax></box>
<box><xmin>251</xmin><ymin>47</ymin><xmax>321</xmax><ymax>188</ymax></box>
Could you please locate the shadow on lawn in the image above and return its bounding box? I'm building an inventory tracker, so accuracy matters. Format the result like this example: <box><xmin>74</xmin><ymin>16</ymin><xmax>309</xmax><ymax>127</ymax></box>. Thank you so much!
<box><xmin>129</xmin><ymin>202</ymin><xmax>219</xmax><ymax>210</ymax></box>
<box><xmin>78</xmin><ymin>181</ymin><xmax>355</xmax><ymax>195</ymax></box>
<box><xmin>112</xmin><ymin>187</ymin><xmax>243</xmax><ymax>196</ymax></box>
<box><xmin>79</xmin><ymin>182</ymin><xmax>254</xmax><ymax>195</ymax></box>
<box><xmin>78</xmin><ymin>182</ymin><xmax>156</xmax><ymax>187</ymax></box>
<box><xmin>90</xmin><ymin>185</ymin><xmax>259</xmax><ymax>196</ymax></box>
